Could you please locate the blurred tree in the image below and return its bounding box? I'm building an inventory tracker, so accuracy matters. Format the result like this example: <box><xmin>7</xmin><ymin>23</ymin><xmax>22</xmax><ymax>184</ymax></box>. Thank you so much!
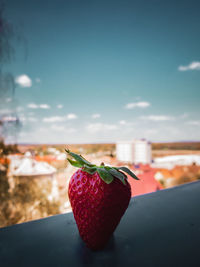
<box><xmin>0</xmin><ymin>6</ymin><xmax>61</xmax><ymax>227</ymax></box>
<box><xmin>0</xmin><ymin>171</ymin><xmax>61</xmax><ymax>227</ymax></box>
<box><xmin>0</xmin><ymin>3</ymin><xmax>21</xmax><ymax>144</ymax></box>
<box><xmin>0</xmin><ymin>3</ymin><xmax>15</xmax><ymax>66</ymax></box>
<box><xmin>0</xmin><ymin>140</ymin><xmax>19</xmax><ymax>156</ymax></box>
<box><xmin>0</xmin><ymin>169</ymin><xmax>10</xmax><ymax>226</ymax></box>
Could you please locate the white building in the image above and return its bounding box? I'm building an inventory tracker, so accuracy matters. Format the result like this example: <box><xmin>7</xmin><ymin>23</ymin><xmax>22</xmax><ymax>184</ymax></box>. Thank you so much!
<box><xmin>152</xmin><ymin>155</ymin><xmax>200</xmax><ymax>169</ymax></box>
<box><xmin>9</xmin><ymin>153</ymin><xmax>56</xmax><ymax>177</ymax></box>
<box><xmin>116</xmin><ymin>139</ymin><xmax>152</xmax><ymax>164</ymax></box>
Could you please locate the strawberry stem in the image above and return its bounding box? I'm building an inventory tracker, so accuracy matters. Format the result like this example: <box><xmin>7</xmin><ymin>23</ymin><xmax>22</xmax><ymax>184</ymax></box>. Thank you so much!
<box><xmin>65</xmin><ymin>148</ymin><xmax>139</xmax><ymax>184</ymax></box>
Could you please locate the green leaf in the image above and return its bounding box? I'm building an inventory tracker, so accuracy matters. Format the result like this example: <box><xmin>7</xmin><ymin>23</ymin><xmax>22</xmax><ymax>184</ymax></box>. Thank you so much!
<box><xmin>65</xmin><ymin>148</ymin><xmax>139</xmax><ymax>184</ymax></box>
<box><xmin>67</xmin><ymin>158</ymin><xmax>83</xmax><ymax>168</ymax></box>
<box><xmin>97</xmin><ymin>168</ymin><xmax>114</xmax><ymax>184</ymax></box>
<box><xmin>82</xmin><ymin>166</ymin><xmax>97</xmax><ymax>175</ymax></box>
<box><xmin>79</xmin><ymin>155</ymin><xmax>95</xmax><ymax>167</ymax></box>
<box><xmin>65</xmin><ymin>149</ymin><xmax>94</xmax><ymax>167</ymax></box>
<box><xmin>105</xmin><ymin>167</ymin><xmax>126</xmax><ymax>185</ymax></box>
<box><xmin>117</xmin><ymin>166</ymin><xmax>139</xmax><ymax>180</ymax></box>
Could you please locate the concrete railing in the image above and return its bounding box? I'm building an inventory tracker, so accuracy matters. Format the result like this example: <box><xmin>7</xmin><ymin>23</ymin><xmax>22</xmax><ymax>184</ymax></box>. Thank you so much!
<box><xmin>0</xmin><ymin>181</ymin><xmax>200</xmax><ymax>267</ymax></box>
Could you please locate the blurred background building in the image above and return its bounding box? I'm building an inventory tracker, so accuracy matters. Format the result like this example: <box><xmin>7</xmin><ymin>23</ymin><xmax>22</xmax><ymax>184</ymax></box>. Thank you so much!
<box><xmin>116</xmin><ymin>139</ymin><xmax>152</xmax><ymax>164</ymax></box>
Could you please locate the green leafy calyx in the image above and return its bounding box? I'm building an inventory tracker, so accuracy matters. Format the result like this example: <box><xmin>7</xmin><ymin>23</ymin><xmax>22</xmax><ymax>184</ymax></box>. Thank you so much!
<box><xmin>65</xmin><ymin>148</ymin><xmax>139</xmax><ymax>185</ymax></box>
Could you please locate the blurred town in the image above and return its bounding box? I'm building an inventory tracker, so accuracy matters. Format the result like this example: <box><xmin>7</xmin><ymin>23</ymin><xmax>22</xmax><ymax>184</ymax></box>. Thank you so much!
<box><xmin>0</xmin><ymin>139</ymin><xmax>200</xmax><ymax>228</ymax></box>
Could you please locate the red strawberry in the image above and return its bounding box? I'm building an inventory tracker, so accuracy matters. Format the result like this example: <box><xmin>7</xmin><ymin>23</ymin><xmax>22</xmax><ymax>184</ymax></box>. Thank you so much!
<box><xmin>66</xmin><ymin>149</ymin><xmax>139</xmax><ymax>250</ymax></box>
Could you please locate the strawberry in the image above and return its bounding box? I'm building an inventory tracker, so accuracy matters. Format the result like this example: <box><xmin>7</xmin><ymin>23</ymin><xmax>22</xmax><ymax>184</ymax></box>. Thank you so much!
<box><xmin>66</xmin><ymin>149</ymin><xmax>139</xmax><ymax>250</ymax></box>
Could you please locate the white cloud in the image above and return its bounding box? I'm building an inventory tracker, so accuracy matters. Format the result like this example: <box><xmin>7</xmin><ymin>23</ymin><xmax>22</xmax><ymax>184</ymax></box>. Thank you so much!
<box><xmin>19</xmin><ymin>115</ymin><xmax>26</xmax><ymax>122</ymax></box>
<box><xmin>27</xmin><ymin>103</ymin><xmax>38</xmax><ymax>109</ymax></box>
<box><xmin>57</xmin><ymin>104</ymin><xmax>63</xmax><ymax>109</ymax></box>
<box><xmin>145</xmin><ymin>129</ymin><xmax>158</xmax><ymax>135</ymax></box>
<box><xmin>19</xmin><ymin>132</ymin><xmax>27</xmax><ymax>137</ymax></box>
<box><xmin>51</xmin><ymin>125</ymin><xmax>77</xmax><ymax>133</ymax></box>
<box><xmin>119</xmin><ymin>120</ymin><xmax>127</xmax><ymax>125</ymax></box>
<box><xmin>27</xmin><ymin>103</ymin><xmax>50</xmax><ymax>109</ymax></box>
<box><xmin>180</xmin><ymin>113</ymin><xmax>189</xmax><ymax>119</ymax></box>
<box><xmin>51</xmin><ymin>125</ymin><xmax>65</xmax><ymax>131</ymax></box>
<box><xmin>178</xmin><ymin>61</ymin><xmax>200</xmax><ymax>71</ymax></box>
<box><xmin>125</xmin><ymin>101</ymin><xmax>150</xmax><ymax>109</ymax></box>
<box><xmin>67</xmin><ymin>128</ymin><xmax>77</xmax><ymax>133</ymax></box>
<box><xmin>140</xmin><ymin>115</ymin><xmax>175</xmax><ymax>121</ymax></box>
<box><xmin>6</xmin><ymin>98</ymin><xmax>12</xmax><ymax>103</ymax></box>
<box><xmin>15</xmin><ymin>74</ymin><xmax>32</xmax><ymax>87</ymax></box>
<box><xmin>187</xmin><ymin>121</ymin><xmax>200</xmax><ymax>126</ymax></box>
<box><xmin>16</xmin><ymin>106</ymin><xmax>24</xmax><ymax>112</ymax></box>
<box><xmin>43</xmin><ymin>116</ymin><xmax>65</xmax><ymax>123</ymax></box>
<box><xmin>92</xmin><ymin>113</ymin><xmax>101</xmax><ymax>119</ymax></box>
<box><xmin>86</xmin><ymin>123</ymin><xmax>118</xmax><ymax>134</ymax></box>
<box><xmin>38</xmin><ymin>127</ymin><xmax>47</xmax><ymax>132</ymax></box>
<box><xmin>43</xmin><ymin>113</ymin><xmax>77</xmax><ymax>122</ymax></box>
<box><xmin>28</xmin><ymin>117</ymin><xmax>38</xmax><ymax>122</ymax></box>
<box><xmin>67</xmin><ymin>113</ymin><xmax>77</xmax><ymax>120</ymax></box>
<box><xmin>0</xmin><ymin>108</ymin><xmax>12</xmax><ymax>115</ymax></box>
<box><xmin>40</xmin><ymin>104</ymin><xmax>50</xmax><ymax>109</ymax></box>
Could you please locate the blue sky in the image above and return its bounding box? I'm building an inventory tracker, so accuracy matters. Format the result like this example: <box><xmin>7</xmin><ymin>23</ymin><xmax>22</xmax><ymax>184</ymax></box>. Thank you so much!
<box><xmin>1</xmin><ymin>0</ymin><xmax>200</xmax><ymax>143</ymax></box>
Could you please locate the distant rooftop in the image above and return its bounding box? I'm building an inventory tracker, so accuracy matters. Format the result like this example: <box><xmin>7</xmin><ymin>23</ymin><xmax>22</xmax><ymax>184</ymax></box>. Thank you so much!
<box><xmin>152</xmin><ymin>154</ymin><xmax>200</xmax><ymax>169</ymax></box>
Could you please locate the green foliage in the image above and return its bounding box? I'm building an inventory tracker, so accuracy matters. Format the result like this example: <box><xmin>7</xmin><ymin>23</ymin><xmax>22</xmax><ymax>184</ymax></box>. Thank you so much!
<box><xmin>96</xmin><ymin>168</ymin><xmax>114</xmax><ymax>184</ymax></box>
<box><xmin>0</xmin><ymin>166</ymin><xmax>61</xmax><ymax>228</ymax></box>
<box><xmin>0</xmin><ymin>167</ymin><xmax>10</xmax><ymax>226</ymax></box>
<box><xmin>152</xmin><ymin>142</ymin><xmax>200</xmax><ymax>151</ymax></box>
<box><xmin>0</xmin><ymin>140</ymin><xmax>19</xmax><ymax>156</ymax></box>
<box><xmin>116</xmin><ymin>167</ymin><xmax>140</xmax><ymax>180</ymax></box>
<box><xmin>105</xmin><ymin>167</ymin><xmax>126</xmax><ymax>184</ymax></box>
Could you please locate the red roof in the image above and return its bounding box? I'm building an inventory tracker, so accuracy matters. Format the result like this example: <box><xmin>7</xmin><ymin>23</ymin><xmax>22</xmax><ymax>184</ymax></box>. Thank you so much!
<box><xmin>128</xmin><ymin>165</ymin><xmax>163</xmax><ymax>197</ymax></box>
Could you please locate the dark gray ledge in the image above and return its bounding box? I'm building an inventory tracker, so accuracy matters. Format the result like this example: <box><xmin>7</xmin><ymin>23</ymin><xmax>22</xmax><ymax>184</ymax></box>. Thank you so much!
<box><xmin>0</xmin><ymin>181</ymin><xmax>200</xmax><ymax>267</ymax></box>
